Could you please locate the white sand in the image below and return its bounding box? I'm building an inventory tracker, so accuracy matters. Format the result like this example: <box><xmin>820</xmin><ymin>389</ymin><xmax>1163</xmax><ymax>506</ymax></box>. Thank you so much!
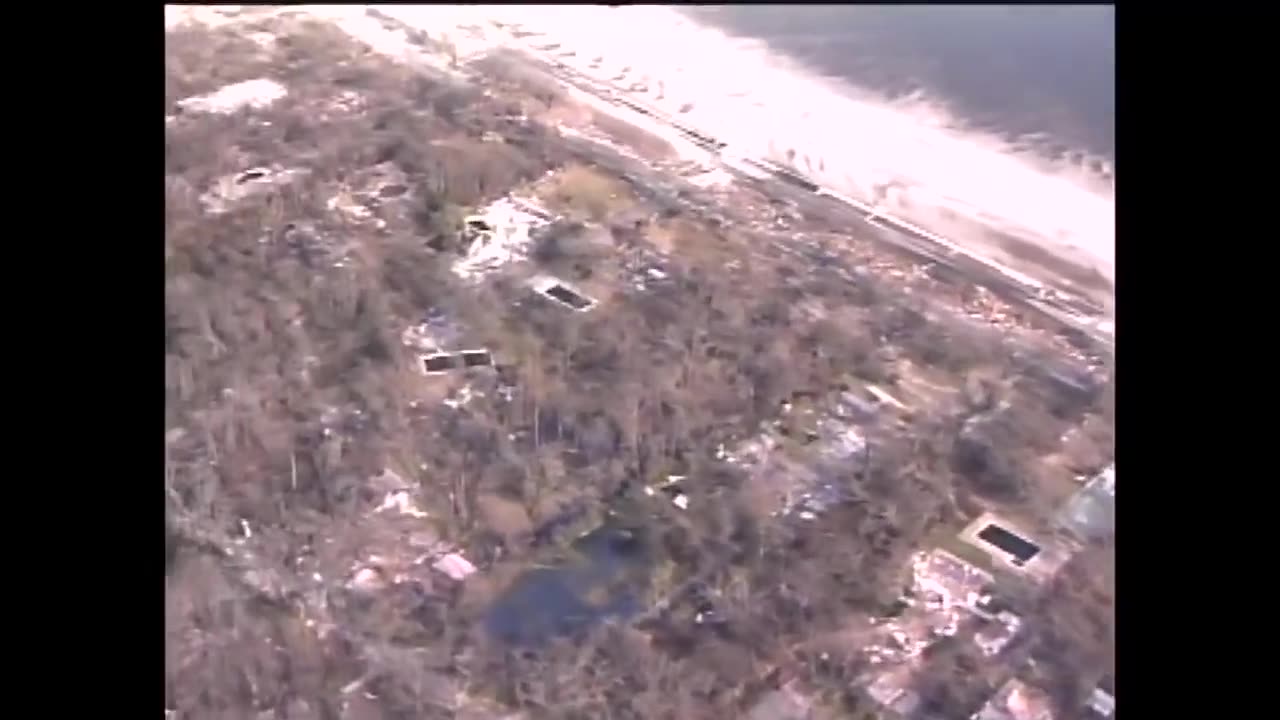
<box><xmin>177</xmin><ymin>78</ymin><xmax>288</xmax><ymax>115</ymax></box>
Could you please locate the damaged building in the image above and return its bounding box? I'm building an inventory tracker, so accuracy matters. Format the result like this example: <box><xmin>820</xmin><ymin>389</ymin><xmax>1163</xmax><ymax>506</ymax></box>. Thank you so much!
<box><xmin>862</xmin><ymin>548</ymin><xmax>1032</xmax><ymax>715</ymax></box>
<box><xmin>451</xmin><ymin>195</ymin><xmax>556</xmax><ymax>281</ymax></box>
<box><xmin>200</xmin><ymin>165</ymin><xmax>308</xmax><ymax>216</ymax></box>
<box><xmin>971</xmin><ymin>678</ymin><xmax>1055</xmax><ymax>720</ymax></box>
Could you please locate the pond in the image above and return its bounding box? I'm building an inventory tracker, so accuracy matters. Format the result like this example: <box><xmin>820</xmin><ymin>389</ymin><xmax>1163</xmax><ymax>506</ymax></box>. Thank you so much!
<box><xmin>484</xmin><ymin>521</ymin><xmax>655</xmax><ymax>646</ymax></box>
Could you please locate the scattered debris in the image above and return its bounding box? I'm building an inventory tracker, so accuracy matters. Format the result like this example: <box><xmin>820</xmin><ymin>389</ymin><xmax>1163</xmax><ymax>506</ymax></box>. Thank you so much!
<box><xmin>443</xmin><ymin>384</ymin><xmax>479</xmax><ymax>409</ymax></box>
<box><xmin>866</xmin><ymin>666</ymin><xmax>921</xmax><ymax>717</ymax></box>
<box><xmin>972</xmin><ymin>678</ymin><xmax>1055</xmax><ymax>720</ymax></box>
<box><xmin>370</xmin><ymin>468</ymin><xmax>412</xmax><ymax>495</ymax></box>
<box><xmin>247</xmin><ymin>31</ymin><xmax>277</xmax><ymax>48</ymax></box>
<box><xmin>865</xmin><ymin>384</ymin><xmax>911</xmax><ymax>412</ymax></box>
<box><xmin>974</xmin><ymin>610</ymin><xmax>1023</xmax><ymax>657</ymax></box>
<box><xmin>325</xmin><ymin>89</ymin><xmax>365</xmax><ymax>117</ymax></box>
<box><xmin>402</xmin><ymin>309</ymin><xmax>463</xmax><ymax>353</ymax></box>
<box><xmin>453</xmin><ymin>197</ymin><xmax>554</xmax><ymax>281</ymax></box>
<box><xmin>619</xmin><ymin>246</ymin><xmax>671</xmax><ymax>292</ymax></box>
<box><xmin>684</xmin><ymin>166</ymin><xmax>734</xmax><ymax>189</ymax></box>
<box><xmin>375</xmin><ymin>491</ymin><xmax>429</xmax><ymax>519</ymax></box>
<box><xmin>433</xmin><ymin>553</ymin><xmax>477</xmax><ymax>581</ymax></box>
<box><xmin>1088</xmin><ymin>688</ymin><xmax>1115</xmax><ymax>718</ymax></box>
<box><xmin>176</xmin><ymin>78</ymin><xmax>288</xmax><ymax>115</ymax></box>
<box><xmin>863</xmin><ymin>548</ymin><xmax>996</xmax><ymax>676</ymax></box>
<box><xmin>199</xmin><ymin>166</ymin><xmax>308</xmax><ymax>215</ymax></box>
<box><xmin>348</xmin><ymin>566</ymin><xmax>385</xmax><ymax>593</ymax></box>
<box><xmin>327</xmin><ymin>189</ymin><xmax>380</xmax><ymax>225</ymax></box>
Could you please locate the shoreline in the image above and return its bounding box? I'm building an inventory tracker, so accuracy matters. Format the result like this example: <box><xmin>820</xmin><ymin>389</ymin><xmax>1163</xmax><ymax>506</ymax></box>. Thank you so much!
<box><xmin>467</xmin><ymin>5</ymin><xmax>1115</xmax><ymax>283</ymax></box>
<box><xmin>167</xmin><ymin>5</ymin><xmax>1114</xmax><ymax>328</ymax></box>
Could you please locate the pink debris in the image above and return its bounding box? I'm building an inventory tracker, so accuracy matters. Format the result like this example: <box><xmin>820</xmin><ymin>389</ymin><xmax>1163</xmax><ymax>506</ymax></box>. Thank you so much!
<box><xmin>432</xmin><ymin>553</ymin><xmax>477</xmax><ymax>581</ymax></box>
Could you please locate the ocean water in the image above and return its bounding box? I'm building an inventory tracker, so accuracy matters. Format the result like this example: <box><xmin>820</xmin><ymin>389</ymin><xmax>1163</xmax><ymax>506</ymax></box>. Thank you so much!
<box><xmin>684</xmin><ymin>5</ymin><xmax>1115</xmax><ymax>167</ymax></box>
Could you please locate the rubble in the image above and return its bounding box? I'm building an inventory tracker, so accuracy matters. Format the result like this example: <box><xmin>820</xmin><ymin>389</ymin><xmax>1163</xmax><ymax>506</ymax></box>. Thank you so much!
<box><xmin>443</xmin><ymin>384</ymin><xmax>480</xmax><ymax>409</ymax></box>
<box><xmin>176</xmin><ymin>78</ymin><xmax>288</xmax><ymax>114</ymax></box>
<box><xmin>326</xmin><ymin>187</ymin><xmax>384</xmax><ymax>229</ymax></box>
<box><xmin>433</xmin><ymin>553</ymin><xmax>478</xmax><ymax>581</ymax></box>
<box><xmin>862</xmin><ymin>549</ymin><xmax>995</xmax><ymax>676</ymax></box>
<box><xmin>1088</xmin><ymin>687</ymin><xmax>1115</xmax><ymax>718</ymax></box>
<box><xmin>401</xmin><ymin>309</ymin><xmax>464</xmax><ymax>353</ymax></box>
<box><xmin>348</xmin><ymin>566</ymin><xmax>386</xmax><ymax>593</ymax></box>
<box><xmin>199</xmin><ymin>166</ymin><xmax>308</xmax><ymax>215</ymax></box>
<box><xmin>974</xmin><ymin>610</ymin><xmax>1022</xmax><ymax>657</ymax></box>
<box><xmin>374</xmin><ymin>491</ymin><xmax>430</xmax><ymax>519</ymax></box>
<box><xmin>971</xmin><ymin>678</ymin><xmax>1054</xmax><ymax>720</ymax></box>
<box><xmin>452</xmin><ymin>196</ymin><xmax>555</xmax><ymax>281</ymax></box>
<box><xmin>866</xmin><ymin>666</ymin><xmax>920</xmax><ymax>716</ymax></box>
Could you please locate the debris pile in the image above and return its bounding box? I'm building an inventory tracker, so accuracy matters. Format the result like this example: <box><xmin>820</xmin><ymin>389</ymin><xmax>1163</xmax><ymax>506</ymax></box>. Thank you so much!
<box><xmin>971</xmin><ymin>679</ymin><xmax>1055</xmax><ymax>720</ymax></box>
<box><xmin>443</xmin><ymin>384</ymin><xmax>481</xmax><ymax>409</ymax></box>
<box><xmin>200</xmin><ymin>166</ymin><xmax>308</xmax><ymax>216</ymax></box>
<box><xmin>176</xmin><ymin>78</ymin><xmax>288</xmax><ymax>115</ymax></box>
<box><xmin>452</xmin><ymin>197</ymin><xmax>555</xmax><ymax>281</ymax></box>
<box><xmin>865</xmin><ymin>550</ymin><xmax>994</xmax><ymax>666</ymax></box>
<box><xmin>973</xmin><ymin>607</ymin><xmax>1023</xmax><ymax>657</ymax></box>
<box><xmin>643</xmin><ymin>474</ymin><xmax>689</xmax><ymax>510</ymax></box>
<box><xmin>401</xmin><ymin>309</ymin><xmax>464</xmax><ymax>354</ymax></box>
<box><xmin>433</xmin><ymin>553</ymin><xmax>478</xmax><ymax>581</ymax></box>
<box><xmin>273</xmin><ymin>221</ymin><xmax>355</xmax><ymax>270</ymax></box>
<box><xmin>618</xmin><ymin>246</ymin><xmax>671</xmax><ymax>292</ymax></box>
<box><xmin>1088</xmin><ymin>688</ymin><xmax>1115</xmax><ymax>718</ymax></box>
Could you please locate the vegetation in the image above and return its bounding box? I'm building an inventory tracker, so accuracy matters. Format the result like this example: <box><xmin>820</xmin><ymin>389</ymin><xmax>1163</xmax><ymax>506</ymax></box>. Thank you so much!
<box><xmin>166</xmin><ymin>13</ymin><xmax>1114</xmax><ymax>720</ymax></box>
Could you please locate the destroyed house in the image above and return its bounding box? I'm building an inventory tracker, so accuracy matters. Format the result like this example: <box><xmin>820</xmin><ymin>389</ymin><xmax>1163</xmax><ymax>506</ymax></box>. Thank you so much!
<box><xmin>972</xmin><ymin>679</ymin><xmax>1054</xmax><ymax>720</ymax></box>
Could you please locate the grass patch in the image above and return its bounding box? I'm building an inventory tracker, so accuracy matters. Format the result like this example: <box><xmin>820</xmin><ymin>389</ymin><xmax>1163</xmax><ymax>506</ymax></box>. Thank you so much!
<box><xmin>541</xmin><ymin>163</ymin><xmax>637</xmax><ymax>222</ymax></box>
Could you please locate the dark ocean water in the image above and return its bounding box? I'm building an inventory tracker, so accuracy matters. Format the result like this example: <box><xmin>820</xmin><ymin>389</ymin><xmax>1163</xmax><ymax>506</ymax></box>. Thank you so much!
<box><xmin>683</xmin><ymin>5</ymin><xmax>1115</xmax><ymax>162</ymax></box>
